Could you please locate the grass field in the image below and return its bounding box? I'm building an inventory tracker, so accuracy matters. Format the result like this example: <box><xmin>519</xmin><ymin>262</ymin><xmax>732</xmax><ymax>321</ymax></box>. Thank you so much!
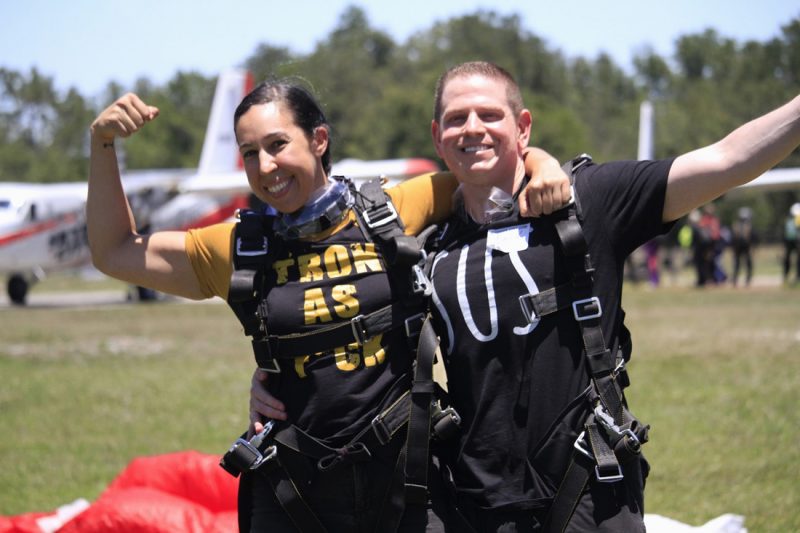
<box><xmin>1</xmin><ymin>260</ymin><xmax>799</xmax><ymax>531</ymax></box>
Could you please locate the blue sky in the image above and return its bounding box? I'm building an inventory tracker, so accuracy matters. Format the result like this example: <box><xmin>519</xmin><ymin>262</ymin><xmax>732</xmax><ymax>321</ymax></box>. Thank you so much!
<box><xmin>1</xmin><ymin>0</ymin><xmax>798</xmax><ymax>98</ymax></box>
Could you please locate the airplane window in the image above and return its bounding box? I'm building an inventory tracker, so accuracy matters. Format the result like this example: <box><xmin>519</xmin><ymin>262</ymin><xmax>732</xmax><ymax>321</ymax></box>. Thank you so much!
<box><xmin>0</xmin><ymin>199</ymin><xmax>10</xmax><ymax>209</ymax></box>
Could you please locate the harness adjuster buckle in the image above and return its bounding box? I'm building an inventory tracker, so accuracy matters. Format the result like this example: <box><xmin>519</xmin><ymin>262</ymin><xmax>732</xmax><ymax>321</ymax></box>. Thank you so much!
<box><xmin>431</xmin><ymin>406</ymin><xmax>461</xmax><ymax>441</ymax></box>
<box><xmin>518</xmin><ymin>293</ymin><xmax>538</xmax><ymax>324</ymax></box>
<box><xmin>573</xmin><ymin>431</ymin><xmax>593</xmax><ymax>460</ymax></box>
<box><xmin>220</xmin><ymin>440</ymin><xmax>277</xmax><ymax>477</ymax></box>
<box><xmin>351</xmin><ymin>314</ymin><xmax>367</xmax><ymax>345</ymax></box>
<box><xmin>595</xmin><ymin>463</ymin><xmax>624</xmax><ymax>483</ymax></box>
<box><xmin>573</xmin><ymin>431</ymin><xmax>625</xmax><ymax>483</ymax></box>
<box><xmin>235</xmin><ymin>236</ymin><xmax>268</xmax><ymax>257</ymax></box>
<box><xmin>362</xmin><ymin>202</ymin><xmax>398</xmax><ymax>229</ymax></box>
<box><xmin>370</xmin><ymin>412</ymin><xmax>393</xmax><ymax>446</ymax></box>
<box><xmin>259</xmin><ymin>357</ymin><xmax>281</xmax><ymax>373</ymax></box>
<box><xmin>572</xmin><ymin>296</ymin><xmax>602</xmax><ymax>321</ymax></box>
<box><xmin>411</xmin><ymin>263</ymin><xmax>432</xmax><ymax>296</ymax></box>
<box><xmin>253</xmin><ymin>338</ymin><xmax>281</xmax><ymax>373</ymax></box>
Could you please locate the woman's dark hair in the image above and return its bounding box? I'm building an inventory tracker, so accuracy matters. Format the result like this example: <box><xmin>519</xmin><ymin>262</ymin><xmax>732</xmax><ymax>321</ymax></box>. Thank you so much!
<box><xmin>234</xmin><ymin>80</ymin><xmax>332</xmax><ymax>174</ymax></box>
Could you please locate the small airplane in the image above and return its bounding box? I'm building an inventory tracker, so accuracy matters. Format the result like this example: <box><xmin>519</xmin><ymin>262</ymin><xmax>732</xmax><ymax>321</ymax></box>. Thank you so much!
<box><xmin>0</xmin><ymin>69</ymin><xmax>440</xmax><ymax>305</ymax></box>
<box><xmin>0</xmin><ymin>69</ymin><xmax>254</xmax><ymax>305</ymax></box>
<box><xmin>637</xmin><ymin>100</ymin><xmax>800</xmax><ymax>193</ymax></box>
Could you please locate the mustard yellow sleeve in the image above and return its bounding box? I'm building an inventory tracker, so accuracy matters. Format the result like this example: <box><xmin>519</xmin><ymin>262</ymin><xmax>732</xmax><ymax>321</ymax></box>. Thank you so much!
<box><xmin>184</xmin><ymin>222</ymin><xmax>236</xmax><ymax>299</ymax></box>
<box><xmin>386</xmin><ymin>171</ymin><xmax>459</xmax><ymax>236</ymax></box>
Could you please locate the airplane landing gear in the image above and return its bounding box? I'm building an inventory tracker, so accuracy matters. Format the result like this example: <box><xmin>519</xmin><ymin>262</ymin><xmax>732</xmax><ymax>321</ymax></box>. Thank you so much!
<box><xmin>7</xmin><ymin>274</ymin><xmax>29</xmax><ymax>305</ymax></box>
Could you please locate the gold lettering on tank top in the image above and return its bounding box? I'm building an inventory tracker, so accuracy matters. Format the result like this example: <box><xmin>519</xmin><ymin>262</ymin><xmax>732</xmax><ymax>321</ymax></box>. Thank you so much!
<box><xmin>303</xmin><ymin>285</ymin><xmax>360</xmax><ymax>324</ymax></box>
<box><xmin>335</xmin><ymin>342</ymin><xmax>361</xmax><ymax>371</ymax></box>
<box><xmin>279</xmin><ymin>242</ymin><xmax>390</xmax><ymax>377</ymax></box>
<box><xmin>292</xmin><ymin>335</ymin><xmax>385</xmax><ymax>375</ymax></box>
<box><xmin>294</xmin><ymin>355</ymin><xmax>310</xmax><ymax>378</ymax></box>
<box><xmin>350</xmin><ymin>243</ymin><xmax>382</xmax><ymax>273</ymax></box>
<box><xmin>303</xmin><ymin>288</ymin><xmax>333</xmax><ymax>324</ymax></box>
<box><xmin>362</xmin><ymin>335</ymin><xmax>386</xmax><ymax>366</ymax></box>
<box><xmin>323</xmin><ymin>245</ymin><xmax>352</xmax><ymax>277</ymax></box>
<box><xmin>273</xmin><ymin>257</ymin><xmax>293</xmax><ymax>285</ymax></box>
<box><xmin>273</xmin><ymin>244</ymin><xmax>384</xmax><ymax>285</ymax></box>
<box><xmin>331</xmin><ymin>284</ymin><xmax>358</xmax><ymax>317</ymax></box>
<box><xmin>298</xmin><ymin>253</ymin><xmax>324</xmax><ymax>282</ymax></box>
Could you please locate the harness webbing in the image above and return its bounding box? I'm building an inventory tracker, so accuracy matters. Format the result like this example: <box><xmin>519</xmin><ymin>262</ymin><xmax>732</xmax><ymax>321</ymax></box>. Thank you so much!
<box><xmin>534</xmin><ymin>155</ymin><xmax>649</xmax><ymax>533</ymax></box>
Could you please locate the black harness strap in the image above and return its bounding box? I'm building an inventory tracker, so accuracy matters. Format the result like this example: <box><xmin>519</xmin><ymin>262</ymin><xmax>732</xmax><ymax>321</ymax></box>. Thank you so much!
<box><xmin>537</xmin><ymin>155</ymin><xmax>649</xmax><ymax>533</ymax></box>
<box><xmin>404</xmin><ymin>315</ymin><xmax>439</xmax><ymax>505</ymax></box>
<box><xmin>252</xmin><ymin>388</ymin><xmax>417</xmax><ymax>533</ymax></box>
<box><xmin>257</xmin><ymin>451</ymin><xmax>328</xmax><ymax>533</ymax></box>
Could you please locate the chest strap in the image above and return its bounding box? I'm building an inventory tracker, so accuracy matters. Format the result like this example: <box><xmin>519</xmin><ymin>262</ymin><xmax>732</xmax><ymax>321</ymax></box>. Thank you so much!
<box><xmin>251</xmin><ymin>308</ymin><xmax>426</xmax><ymax>373</ymax></box>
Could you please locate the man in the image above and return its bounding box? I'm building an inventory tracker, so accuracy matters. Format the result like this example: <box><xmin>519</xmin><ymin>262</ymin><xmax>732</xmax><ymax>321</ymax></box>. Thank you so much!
<box><xmin>425</xmin><ymin>61</ymin><xmax>800</xmax><ymax>532</ymax></box>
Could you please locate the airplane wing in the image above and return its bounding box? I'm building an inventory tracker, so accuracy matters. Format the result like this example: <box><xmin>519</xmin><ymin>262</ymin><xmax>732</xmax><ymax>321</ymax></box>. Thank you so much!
<box><xmin>734</xmin><ymin>167</ymin><xmax>800</xmax><ymax>191</ymax></box>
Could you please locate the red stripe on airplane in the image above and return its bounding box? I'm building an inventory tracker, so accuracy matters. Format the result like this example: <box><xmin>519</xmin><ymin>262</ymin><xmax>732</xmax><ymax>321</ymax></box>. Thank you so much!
<box><xmin>178</xmin><ymin>195</ymin><xmax>250</xmax><ymax>231</ymax></box>
<box><xmin>0</xmin><ymin>212</ymin><xmax>79</xmax><ymax>247</ymax></box>
<box><xmin>405</xmin><ymin>158</ymin><xmax>440</xmax><ymax>175</ymax></box>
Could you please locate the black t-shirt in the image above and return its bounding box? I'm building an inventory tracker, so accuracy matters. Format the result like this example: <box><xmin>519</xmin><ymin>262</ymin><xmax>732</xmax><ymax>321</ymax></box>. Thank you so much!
<box><xmin>430</xmin><ymin>158</ymin><xmax>675</xmax><ymax>509</ymax></box>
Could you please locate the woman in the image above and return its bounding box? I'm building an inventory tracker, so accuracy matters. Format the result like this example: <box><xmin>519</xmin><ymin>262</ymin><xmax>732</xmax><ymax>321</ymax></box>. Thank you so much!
<box><xmin>87</xmin><ymin>79</ymin><xmax>570</xmax><ymax>532</ymax></box>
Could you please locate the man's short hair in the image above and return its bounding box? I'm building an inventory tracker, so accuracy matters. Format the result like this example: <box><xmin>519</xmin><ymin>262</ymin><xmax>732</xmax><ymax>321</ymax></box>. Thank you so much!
<box><xmin>433</xmin><ymin>61</ymin><xmax>524</xmax><ymax>122</ymax></box>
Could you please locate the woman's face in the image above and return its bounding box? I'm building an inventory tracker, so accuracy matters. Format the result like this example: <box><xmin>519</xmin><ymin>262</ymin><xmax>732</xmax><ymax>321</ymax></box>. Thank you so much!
<box><xmin>235</xmin><ymin>102</ymin><xmax>329</xmax><ymax>213</ymax></box>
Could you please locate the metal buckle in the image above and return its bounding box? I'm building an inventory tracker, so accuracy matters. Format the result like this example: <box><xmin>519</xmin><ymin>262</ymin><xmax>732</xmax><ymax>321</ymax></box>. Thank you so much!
<box><xmin>250</xmin><ymin>420</ymin><xmax>275</xmax><ymax>448</ymax></box>
<box><xmin>370</xmin><ymin>413</ymin><xmax>392</xmax><ymax>445</ymax></box>
<box><xmin>351</xmin><ymin>314</ymin><xmax>367</xmax><ymax>345</ymax></box>
<box><xmin>574</xmin><ymin>431</ymin><xmax>624</xmax><ymax>483</ymax></box>
<box><xmin>362</xmin><ymin>202</ymin><xmax>398</xmax><ymax>229</ymax></box>
<box><xmin>236</xmin><ymin>236</ymin><xmax>268</xmax><ymax>257</ymax></box>
<box><xmin>595</xmin><ymin>464</ymin><xmax>624</xmax><ymax>483</ymax></box>
<box><xmin>259</xmin><ymin>357</ymin><xmax>281</xmax><ymax>374</ymax></box>
<box><xmin>572</xmin><ymin>296</ymin><xmax>602</xmax><ymax>321</ymax></box>
<box><xmin>518</xmin><ymin>294</ymin><xmax>537</xmax><ymax>323</ymax></box>
<box><xmin>411</xmin><ymin>264</ymin><xmax>432</xmax><ymax>296</ymax></box>
<box><xmin>573</xmin><ymin>431</ymin><xmax>593</xmax><ymax>459</ymax></box>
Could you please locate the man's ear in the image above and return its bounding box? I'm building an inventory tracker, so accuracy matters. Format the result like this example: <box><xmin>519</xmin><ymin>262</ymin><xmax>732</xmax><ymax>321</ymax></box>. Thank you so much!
<box><xmin>312</xmin><ymin>126</ymin><xmax>329</xmax><ymax>156</ymax></box>
<box><xmin>517</xmin><ymin>109</ymin><xmax>532</xmax><ymax>150</ymax></box>
<box><xmin>431</xmin><ymin>120</ymin><xmax>444</xmax><ymax>159</ymax></box>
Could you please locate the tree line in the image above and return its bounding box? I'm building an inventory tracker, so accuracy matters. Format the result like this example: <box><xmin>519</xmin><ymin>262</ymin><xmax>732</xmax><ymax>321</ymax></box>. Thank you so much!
<box><xmin>2</xmin><ymin>6</ymin><xmax>799</xmax><ymax>239</ymax></box>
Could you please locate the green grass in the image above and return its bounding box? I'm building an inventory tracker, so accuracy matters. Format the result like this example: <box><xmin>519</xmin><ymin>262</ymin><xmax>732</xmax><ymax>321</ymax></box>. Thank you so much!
<box><xmin>624</xmin><ymin>286</ymin><xmax>800</xmax><ymax>532</ymax></box>
<box><xmin>1</xmin><ymin>278</ymin><xmax>799</xmax><ymax>532</ymax></box>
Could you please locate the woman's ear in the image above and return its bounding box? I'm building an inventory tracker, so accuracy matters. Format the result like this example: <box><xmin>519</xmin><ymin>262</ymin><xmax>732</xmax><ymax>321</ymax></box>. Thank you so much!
<box><xmin>312</xmin><ymin>126</ymin><xmax>329</xmax><ymax>156</ymax></box>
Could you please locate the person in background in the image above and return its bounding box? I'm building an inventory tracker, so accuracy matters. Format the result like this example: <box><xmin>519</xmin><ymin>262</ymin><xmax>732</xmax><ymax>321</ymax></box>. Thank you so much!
<box><xmin>782</xmin><ymin>202</ymin><xmax>800</xmax><ymax>284</ymax></box>
<box><xmin>730</xmin><ymin>206</ymin><xmax>755</xmax><ymax>287</ymax></box>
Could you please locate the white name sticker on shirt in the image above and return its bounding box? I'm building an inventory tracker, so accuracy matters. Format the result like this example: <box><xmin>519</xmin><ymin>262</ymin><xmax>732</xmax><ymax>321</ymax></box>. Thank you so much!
<box><xmin>486</xmin><ymin>224</ymin><xmax>531</xmax><ymax>253</ymax></box>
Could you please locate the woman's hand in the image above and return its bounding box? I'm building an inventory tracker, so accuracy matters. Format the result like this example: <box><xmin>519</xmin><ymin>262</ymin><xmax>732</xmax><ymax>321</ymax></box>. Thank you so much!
<box><xmin>248</xmin><ymin>368</ymin><xmax>287</xmax><ymax>437</ymax></box>
<box><xmin>90</xmin><ymin>93</ymin><xmax>159</xmax><ymax>143</ymax></box>
<box><xmin>520</xmin><ymin>147</ymin><xmax>572</xmax><ymax>216</ymax></box>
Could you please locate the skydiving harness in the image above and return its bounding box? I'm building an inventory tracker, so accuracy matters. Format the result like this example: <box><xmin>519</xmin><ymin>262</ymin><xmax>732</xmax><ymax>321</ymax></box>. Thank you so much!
<box><xmin>514</xmin><ymin>155</ymin><xmax>650</xmax><ymax>532</ymax></box>
<box><xmin>220</xmin><ymin>176</ymin><xmax>460</xmax><ymax>532</ymax></box>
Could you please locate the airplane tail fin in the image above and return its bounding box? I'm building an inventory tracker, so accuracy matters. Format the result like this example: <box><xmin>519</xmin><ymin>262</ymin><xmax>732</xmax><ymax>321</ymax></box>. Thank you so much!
<box><xmin>197</xmin><ymin>69</ymin><xmax>254</xmax><ymax>175</ymax></box>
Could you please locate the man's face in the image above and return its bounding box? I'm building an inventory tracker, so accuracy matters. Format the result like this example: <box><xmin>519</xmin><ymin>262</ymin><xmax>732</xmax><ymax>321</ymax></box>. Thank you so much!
<box><xmin>431</xmin><ymin>74</ymin><xmax>531</xmax><ymax>190</ymax></box>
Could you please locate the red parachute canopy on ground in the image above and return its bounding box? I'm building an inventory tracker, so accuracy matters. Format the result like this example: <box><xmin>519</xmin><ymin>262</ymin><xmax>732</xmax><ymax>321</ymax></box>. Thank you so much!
<box><xmin>1</xmin><ymin>451</ymin><xmax>238</xmax><ymax>533</ymax></box>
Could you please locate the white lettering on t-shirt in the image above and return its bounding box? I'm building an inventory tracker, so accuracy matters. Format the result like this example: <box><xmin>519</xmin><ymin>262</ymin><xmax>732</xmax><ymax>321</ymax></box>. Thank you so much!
<box><xmin>433</xmin><ymin>225</ymin><xmax>541</xmax><ymax>354</ymax></box>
